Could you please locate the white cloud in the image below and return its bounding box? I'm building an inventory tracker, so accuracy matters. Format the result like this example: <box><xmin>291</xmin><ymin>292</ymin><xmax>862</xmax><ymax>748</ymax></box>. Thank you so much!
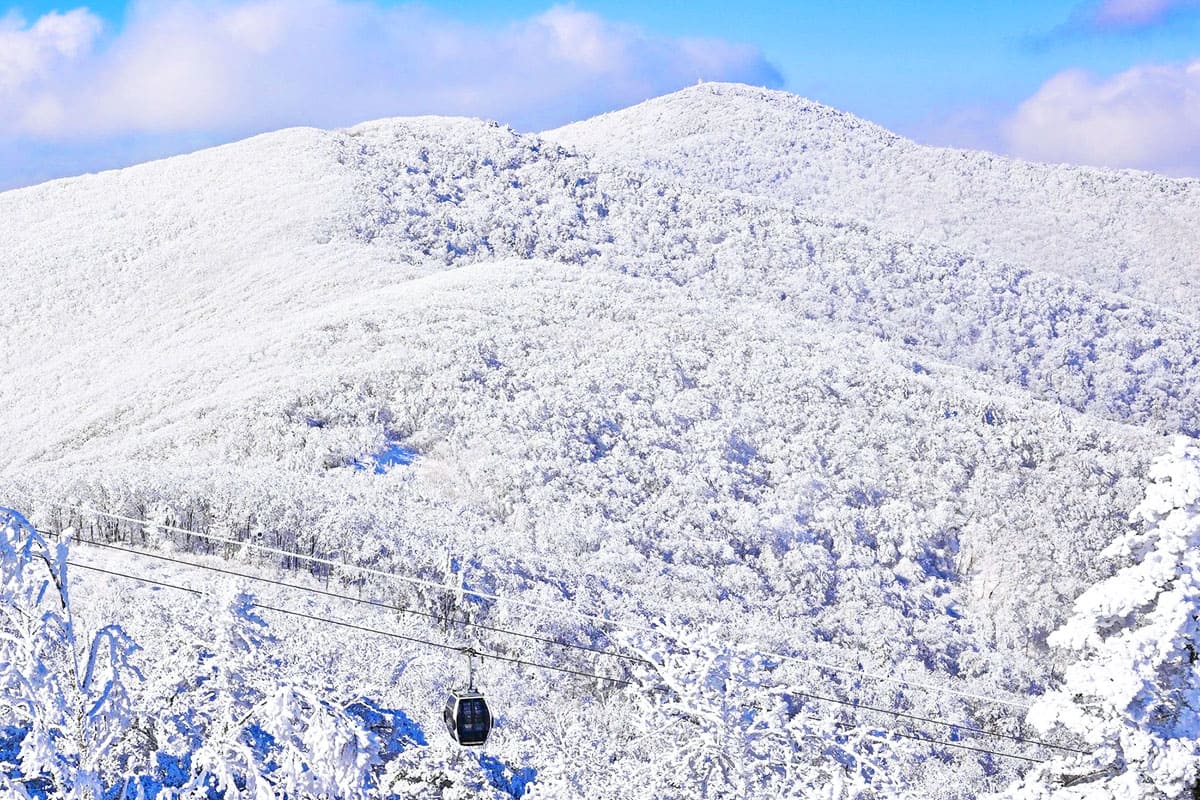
<box><xmin>0</xmin><ymin>9</ymin><xmax>103</xmax><ymax>136</ymax></box>
<box><xmin>535</xmin><ymin>5</ymin><xmax>627</xmax><ymax>71</ymax></box>
<box><xmin>1003</xmin><ymin>60</ymin><xmax>1200</xmax><ymax>176</ymax></box>
<box><xmin>221</xmin><ymin>2</ymin><xmax>289</xmax><ymax>54</ymax></box>
<box><xmin>0</xmin><ymin>9</ymin><xmax>102</xmax><ymax>92</ymax></box>
<box><xmin>0</xmin><ymin>0</ymin><xmax>781</xmax><ymax>144</ymax></box>
<box><xmin>1088</xmin><ymin>0</ymin><xmax>1200</xmax><ymax>28</ymax></box>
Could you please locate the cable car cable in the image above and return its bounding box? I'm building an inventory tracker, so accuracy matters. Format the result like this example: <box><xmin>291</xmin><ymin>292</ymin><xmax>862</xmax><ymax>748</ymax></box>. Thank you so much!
<box><xmin>62</xmin><ymin>536</ymin><xmax>1075</xmax><ymax>755</ymax></box>
<box><xmin>32</xmin><ymin>499</ymin><xmax>661</xmax><ymax>632</ymax></box>
<box><xmin>884</xmin><ymin>730</ymin><xmax>1045</xmax><ymax>765</ymax></box>
<box><xmin>34</xmin><ymin>500</ymin><xmax>1035</xmax><ymax>709</ymax></box>
<box><xmin>791</xmin><ymin>688</ymin><xmax>1087</xmax><ymax>755</ymax></box>
<box><xmin>818</xmin><ymin>718</ymin><xmax>1046</xmax><ymax>764</ymax></box>
<box><xmin>35</xmin><ymin>500</ymin><xmax>1035</xmax><ymax>709</ymax></box>
<box><xmin>41</xmin><ymin>530</ymin><xmax>652</xmax><ymax>667</ymax></box>
<box><xmin>63</xmin><ymin>559</ymin><xmax>638</xmax><ymax>687</ymax></box>
<box><xmin>31</xmin><ymin>500</ymin><xmax>1035</xmax><ymax>710</ymax></box>
<box><xmin>256</xmin><ymin>604</ymin><xmax>637</xmax><ymax>688</ymax></box>
<box><xmin>64</xmin><ymin>556</ymin><xmax>1062</xmax><ymax>766</ymax></box>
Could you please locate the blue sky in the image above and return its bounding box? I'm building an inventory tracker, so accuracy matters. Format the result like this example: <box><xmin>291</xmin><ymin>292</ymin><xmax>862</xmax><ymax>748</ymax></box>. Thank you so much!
<box><xmin>3</xmin><ymin>0</ymin><xmax>1200</xmax><ymax>188</ymax></box>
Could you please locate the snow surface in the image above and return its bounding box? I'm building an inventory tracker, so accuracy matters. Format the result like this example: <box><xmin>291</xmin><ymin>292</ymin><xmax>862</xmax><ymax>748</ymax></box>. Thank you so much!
<box><xmin>0</xmin><ymin>83</ymin><xmax>1197</xmax><ymax>798</ymax></box>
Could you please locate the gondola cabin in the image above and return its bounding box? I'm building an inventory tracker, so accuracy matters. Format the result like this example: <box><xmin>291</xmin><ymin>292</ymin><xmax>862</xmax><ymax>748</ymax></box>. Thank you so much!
<box><xmin>444</xmin><ymin>689</ymin><xmax>492</xmax><ymax>746</ymax></box>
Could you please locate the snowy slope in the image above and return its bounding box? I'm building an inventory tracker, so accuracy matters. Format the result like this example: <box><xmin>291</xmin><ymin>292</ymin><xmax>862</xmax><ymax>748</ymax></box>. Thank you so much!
<box><xmin>0</xmin><ymin>85</ymin><xmax>1195</xmax><ymax>798</ymax></box>
<box><xmin>6</xmin><ymin>111</ymin><xmax>1200</xmax><ymax>471</ymax></box>
<box><xmin>546</xmin><ymin>82</ymin><xmax>1200</xmax><ymax>311</ymax></box>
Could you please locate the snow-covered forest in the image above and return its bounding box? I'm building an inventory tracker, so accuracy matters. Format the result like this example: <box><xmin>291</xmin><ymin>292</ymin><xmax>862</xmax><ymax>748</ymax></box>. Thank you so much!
<box><xmin>1</xmin><ymin>82</ymin><xmax>1197</xmax><ymax>797</ymax></box>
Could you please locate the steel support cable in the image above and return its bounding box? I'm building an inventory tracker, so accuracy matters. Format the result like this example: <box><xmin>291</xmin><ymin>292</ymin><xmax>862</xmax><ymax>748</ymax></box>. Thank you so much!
<box><xmin>32</xmin><ymin>499</ymin><xmax>660</xmax><ymax>632</ymax></box>
<box><xmin>55</xmin><ymin>534</ymin><xmax>1049</xmax><ymax>752</ymax></box>
<box><xmin>819</xmin><ymin>719</ymin><xmax>1047</xmax><ymax>765</ymax></box>
<box><xmin>64</xmin><ymin>559</ymin><xmax>636</xmax><ymax>687</ymax></box>
<box><xmin>74</xmin><ymin>520</ymin><xmax>1059</xmax><ymax>754</ymax></box>
<box><xmin>885</xmin><ymin>730</ymin><xmax>1045</xmax><ymax>764</ymax></box>
<box><xmin>31</xmin><ymin>499</ymin><xmax>1034</xmax><ymax>710</ymax></box>
<box><xmin>42</xmin><ymin>530</ymin><xmax>651</xmax><ymax>667</ymax></box>
<box><xmin>66</xmin><ymin>557</ymin><xmax>1063</xmax><ymax>766</ymax></box>
<box><xmin>792</xmin><ymin>688</ymin><xmax>1087</xmax><ymax>756</ymax></box>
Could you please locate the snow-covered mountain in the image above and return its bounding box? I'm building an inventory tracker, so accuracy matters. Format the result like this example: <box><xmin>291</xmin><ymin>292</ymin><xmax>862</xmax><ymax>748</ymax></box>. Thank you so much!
<box><xmin>547</xmin><ymin>82</ymin><xmax>1200</xmax><ymax>311</ymax></box>
<box><xmin>1</xmin><ymin>84</ymin><xmax>1196</xmax><ymax>798</ymax></box>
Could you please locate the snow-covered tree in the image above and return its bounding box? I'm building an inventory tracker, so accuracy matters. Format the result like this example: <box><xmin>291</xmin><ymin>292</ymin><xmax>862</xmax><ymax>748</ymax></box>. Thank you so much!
<box><xmin>1002</xmin><ymin>437</ymin><xmax>1200</xmax><ymax>798</ymax></box>
<box><xmin>615</xmin><ymin>623</ymin><xmax>911</xmax><ymax>799</ymax></box>
<box><xmin>0</xmin><ymin>508</ymin><xmax>386</xmax><ymax>798</ymax></box>
<box><xmin>157</xmin><ymin>586</ymin><xmax>379</xmax><ymax>799</ymax></box>
<box><xmin>379</xmin><ymin>745</ymin><xmax>516</xmax><ymax>800</ymax></box>
<box><xmin>0</xmin><ymin>508</ymin><xmax>147</xmax><ymax>799</ymax></box>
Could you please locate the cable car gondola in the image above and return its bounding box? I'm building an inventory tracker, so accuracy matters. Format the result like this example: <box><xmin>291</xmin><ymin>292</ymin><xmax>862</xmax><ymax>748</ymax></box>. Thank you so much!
<box><xmin>444</xmin><ymin>649</ymin><xmax>492</xmax><ymax>746</ymax></box>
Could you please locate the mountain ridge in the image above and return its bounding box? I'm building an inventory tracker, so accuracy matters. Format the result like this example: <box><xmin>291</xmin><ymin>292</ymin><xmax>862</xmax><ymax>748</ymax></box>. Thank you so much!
<box><xmin>546</xmin><ymin>81</ymin><xmax>1200</xmax><ymax>312</ymax></box>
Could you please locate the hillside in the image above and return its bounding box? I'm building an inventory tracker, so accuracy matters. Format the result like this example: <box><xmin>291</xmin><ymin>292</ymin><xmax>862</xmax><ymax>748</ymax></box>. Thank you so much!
<box><xmin>546</xmin><ymin>82</ymin><xmax>1200</xmax><ymax>312</ymax></box>
<box><xmin>0</xmin><ymin>85</ymin><xmax>1195</xmax><ymax>798</ymax></box>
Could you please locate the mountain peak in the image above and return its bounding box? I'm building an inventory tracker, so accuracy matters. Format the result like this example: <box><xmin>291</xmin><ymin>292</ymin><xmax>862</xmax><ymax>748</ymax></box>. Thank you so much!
<box><xmin>546</xmin><ymin>80</ymin><xmax>905</xmax><ymax>152</ymax></box>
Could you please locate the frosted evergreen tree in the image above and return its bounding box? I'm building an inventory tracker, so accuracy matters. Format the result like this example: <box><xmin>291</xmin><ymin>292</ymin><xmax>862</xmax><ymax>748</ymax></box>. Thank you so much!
<box><xmin>1001</xmin><ymin>437</ymin><xmax>1200</xmax><ymax>799</ymax></box>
